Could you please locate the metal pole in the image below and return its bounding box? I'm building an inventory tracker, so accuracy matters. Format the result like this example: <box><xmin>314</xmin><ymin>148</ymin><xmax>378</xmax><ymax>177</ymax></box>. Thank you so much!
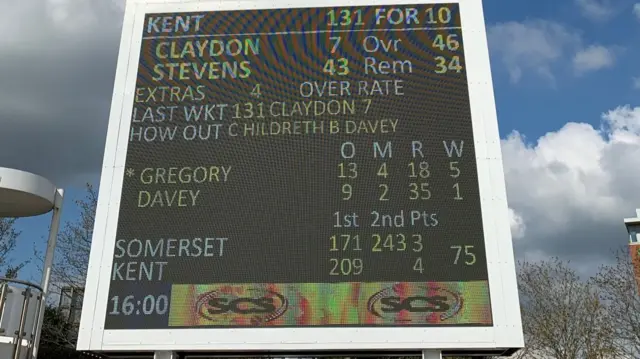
<box><xmin>25</xmin><ymin>291</ymin><xmax>43</xmax><ymax>358</ymax></box>
<box><xmin>0</xmin><ymin>282</ymin><xmax>9</xmax><ymax>335</ymax></box>
<box><xmin>31</xmin><ymin>188</ymin><xmax>64</xmax><ymax>359</ymax></box>
<box><xmin>155</xmin><ymin>351</ymin><xmax>179</xmax><ymax>359</ymax></box>
<box><xmin>421</xmin><ymin>350</ymin><xmax>442</xmax><ymax>359</ymax></box>
<box><xmin>13</xmin><ymin>288</ymin><xmax>31</xmax><ymax>359</ymax></box>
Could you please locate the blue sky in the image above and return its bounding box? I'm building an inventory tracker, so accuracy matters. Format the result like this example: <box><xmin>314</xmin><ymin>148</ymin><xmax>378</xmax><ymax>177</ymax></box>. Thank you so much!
<box><xmin>12</xmin><ymin>187</ymin><xmax>89</xmax><ymax>284</ymax></box>
<box><xmin>486</xmin><ymin>0</ymin><xmax>640</xmax><ymax>139</ymax></box>
<box><xmin>4</xmin><ymin>0</ymin><xmax>640</xmax><ymax>284</ymax></box>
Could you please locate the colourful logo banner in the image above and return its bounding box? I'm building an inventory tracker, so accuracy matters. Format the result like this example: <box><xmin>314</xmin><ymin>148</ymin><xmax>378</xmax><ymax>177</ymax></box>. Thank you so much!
<box><xmin>169</xmin><ymin>281</ymin><xmax>492</xmax><ymax>327</ymax></box>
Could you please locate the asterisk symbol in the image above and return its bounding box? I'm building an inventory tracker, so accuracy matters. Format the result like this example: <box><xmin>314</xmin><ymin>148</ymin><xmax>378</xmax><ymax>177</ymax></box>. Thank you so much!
<box><xmin>125</xmin><ymin>168</ymin><xmax>135</xmax><ymax>177</ymax></box>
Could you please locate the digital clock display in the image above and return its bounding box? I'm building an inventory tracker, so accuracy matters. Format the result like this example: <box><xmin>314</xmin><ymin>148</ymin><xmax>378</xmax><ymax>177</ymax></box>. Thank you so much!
<box><xmin>103</xmin><ymin>2</ymin><xmax>493</xmax><ymax>329</ymax></box>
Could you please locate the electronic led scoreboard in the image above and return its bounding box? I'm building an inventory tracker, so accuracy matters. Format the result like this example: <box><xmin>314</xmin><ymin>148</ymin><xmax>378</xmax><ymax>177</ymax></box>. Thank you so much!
<box><xmin>78</xmin><ymin>0</ymin><xmax>523</xmax><ymax>355</ymax></box>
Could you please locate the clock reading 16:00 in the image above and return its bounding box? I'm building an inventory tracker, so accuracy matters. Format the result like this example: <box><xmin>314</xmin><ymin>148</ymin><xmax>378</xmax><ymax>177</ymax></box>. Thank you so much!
<box><xmin>109</xmin><ymin>295</ymin><xmax>169</xmax><ymax>316</ymax></box>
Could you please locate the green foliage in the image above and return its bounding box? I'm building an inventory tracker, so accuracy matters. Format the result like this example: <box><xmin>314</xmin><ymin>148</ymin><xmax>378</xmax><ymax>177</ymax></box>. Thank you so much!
<box><xmin>39</xmin><ymin>305</ymin><xmax>74</xmax><ymax>348</ymax></box>
<box><xmin>51</xmin><ymin>183</ymin><xmax>97</xmax><ymax>290</ymax></box>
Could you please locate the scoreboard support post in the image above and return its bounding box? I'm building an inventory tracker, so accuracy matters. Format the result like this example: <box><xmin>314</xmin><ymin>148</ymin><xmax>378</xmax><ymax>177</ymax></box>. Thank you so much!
<box><xmin>422</xmin><ymin>350</ymin><xmax>442</xmax><ymax>359</ymax></box>
<box><xmin>154</xmin><ymin>351</ymin><xmax>178</xmax><ymax>359</ymax></box>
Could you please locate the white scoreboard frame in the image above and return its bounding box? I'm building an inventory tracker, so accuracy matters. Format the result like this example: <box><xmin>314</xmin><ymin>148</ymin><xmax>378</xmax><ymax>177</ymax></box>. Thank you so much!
<box><xmin>77</xmin><ymin>0</ymin><xmax>523</xmax><ymax>353</ymax></box>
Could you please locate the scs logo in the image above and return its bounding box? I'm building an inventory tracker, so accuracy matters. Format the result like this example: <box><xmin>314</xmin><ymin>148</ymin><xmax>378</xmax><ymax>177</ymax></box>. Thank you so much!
<box><xmin>195</xmin><ymin>288</ymin><xmax>288</xmax><ymax>324</ymax></box>
<box><xmin>367</xmin><ymin>285</ymin><xmax>462</xmax><ymax>322</ymax></box>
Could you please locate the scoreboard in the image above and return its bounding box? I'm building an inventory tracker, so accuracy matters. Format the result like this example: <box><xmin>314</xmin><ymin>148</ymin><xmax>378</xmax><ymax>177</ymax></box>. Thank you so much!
<box><xmin>78</xmin><ymin>0</ymin><xmax>523</xmax><ymax>354</ymax></box>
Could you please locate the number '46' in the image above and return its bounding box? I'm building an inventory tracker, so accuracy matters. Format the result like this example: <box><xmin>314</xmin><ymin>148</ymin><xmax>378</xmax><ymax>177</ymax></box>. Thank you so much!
<box><xmin>432</xmin><ymin>34</ymin><xmax>460</xmax><ymax>51</ymax></box>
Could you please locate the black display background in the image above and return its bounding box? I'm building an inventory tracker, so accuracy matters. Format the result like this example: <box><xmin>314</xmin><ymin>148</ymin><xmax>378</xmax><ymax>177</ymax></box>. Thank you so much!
<box><xmin>104</xmin><ymin>3</ymin><xmax>491</xmax><ymax>329</ymax></box>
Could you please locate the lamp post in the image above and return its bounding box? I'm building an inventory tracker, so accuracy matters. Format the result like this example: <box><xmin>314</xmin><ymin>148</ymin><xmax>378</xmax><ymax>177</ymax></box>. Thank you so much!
<box><xmin>0</xmin><ymin>167</ymin><xmax>64</xmax><ymax>358</ymax></box>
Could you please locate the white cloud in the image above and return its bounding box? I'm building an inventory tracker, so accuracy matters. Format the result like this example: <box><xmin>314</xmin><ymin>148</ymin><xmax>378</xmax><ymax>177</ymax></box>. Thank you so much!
<box><xmin>573</xmin><ymin>45</ymin><xmax>615</xmax><ymax>74</ymax></box>
<box><xmin>488</xmin><ymin>20</ymin><xmax>581</xmax><ymax>84</ymax></box>
<box><xmin>575</xmin><ymin>0</ymin><xmax>615</xmax><ymax>21</ymax></box>
<box><xmin>503</xmin><ymin>105</ymin><xmax>640</xmax><ymax>268</ymax></box>
<box><xmin>634</xmin><ymin>3</ymin><xmax>640</xmax><ymax>19</ymax></box>
<box><xmin>45</xmin><ymin>0</ymin><xmax>99</xmax><ymax>32</ymax></box>
<box><xmin>509</xmin><ymin>208</ymin><xmax>526</xmax><ymax>240</ymax></box>
<box><xmin>489</xmin><ymin>20</ymin><xmax>618</xmax><ymax>83</ymax></box>
<box><xmin>42</xmin><ymin>0</ymin><xmax>124</xmax><ymax>32</ymax></box>
<box><xmin>0</xmin><ymin>0</ymin><xmax>124</xmax><ymax>185</ymax></box>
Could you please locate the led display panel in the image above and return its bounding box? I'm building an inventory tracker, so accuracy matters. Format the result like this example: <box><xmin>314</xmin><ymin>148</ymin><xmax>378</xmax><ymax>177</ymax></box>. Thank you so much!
<box><xmin>77</xmin><ymin>0</ymin><xmax>523</xmax><ymax>353</ymax></box>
